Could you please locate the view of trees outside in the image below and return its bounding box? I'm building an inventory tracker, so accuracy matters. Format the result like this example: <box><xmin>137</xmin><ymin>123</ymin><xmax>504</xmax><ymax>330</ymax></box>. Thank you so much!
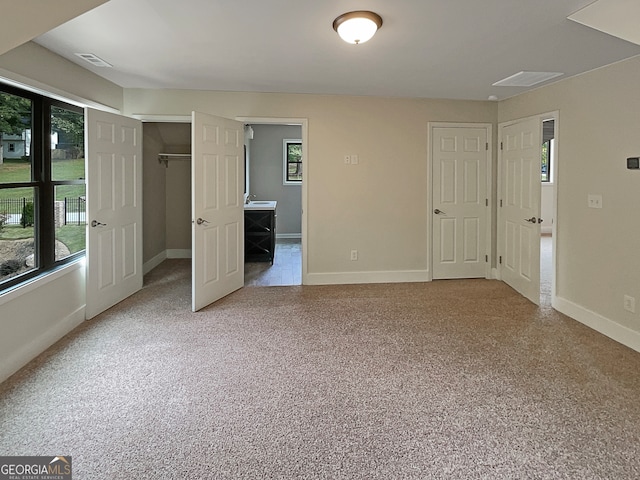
<box><xmin>287</xmin><ymin>142</ymin><xmax>302</xmax><ymax>182</ymax></box>
<box><xmin>541</xmin><ymin>140</ymin><xmax>550</xmax><ymax>182</ymax></box>
<box><xmin>0</xmin><ymin>92</ymin><xmax>85</xmax><ymax>283</ymax></box>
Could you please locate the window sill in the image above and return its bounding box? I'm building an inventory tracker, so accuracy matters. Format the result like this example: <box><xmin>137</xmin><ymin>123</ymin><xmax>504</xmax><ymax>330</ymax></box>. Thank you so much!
<box><xmin>0</xmin><ymin>257</ymin><xmax>85</xmax><ymax>306</ymax></box>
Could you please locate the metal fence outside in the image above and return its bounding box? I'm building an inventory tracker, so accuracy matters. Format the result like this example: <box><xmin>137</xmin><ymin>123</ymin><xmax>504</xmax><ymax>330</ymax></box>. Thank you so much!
<box><xmin>0</xmin><ymin>197</ymin><xmax>86</xmax><ymax>226</ymax></box>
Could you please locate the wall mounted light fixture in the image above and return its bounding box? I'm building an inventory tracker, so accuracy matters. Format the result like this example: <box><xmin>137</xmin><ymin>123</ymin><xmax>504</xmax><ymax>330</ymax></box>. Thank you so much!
<box><xmin>333</xmin><ymin>11</ymin><xmax>383</xmax><ymax>45</ymax></box>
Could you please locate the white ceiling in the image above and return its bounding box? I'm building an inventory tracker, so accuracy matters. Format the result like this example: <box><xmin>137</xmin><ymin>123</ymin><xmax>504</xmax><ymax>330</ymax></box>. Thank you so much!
<box><xmin>33</xmin><ymin>0</ymin><xmax>640</xmax><ymax>101</ymax></box>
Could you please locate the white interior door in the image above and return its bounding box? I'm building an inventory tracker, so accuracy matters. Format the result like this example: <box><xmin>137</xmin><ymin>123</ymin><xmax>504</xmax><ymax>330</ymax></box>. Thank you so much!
<box><xmin>85</xmin><ymin>109</ymin><xmax>143</xmax><ymax>319</ymax></box>
<box><xmin>432</xmin><ymin>125</ymin><xmax>489</xmax><ymax>279</ymax></box>
<box><xmin>192</xmin><ymin>111</ymin><xmax>244</xmax><ymax>311</ymax></box>
<box><xmin>499</xmin><ymin>117</ymin><xmax>541</xmax><ymax>304</ymax></box>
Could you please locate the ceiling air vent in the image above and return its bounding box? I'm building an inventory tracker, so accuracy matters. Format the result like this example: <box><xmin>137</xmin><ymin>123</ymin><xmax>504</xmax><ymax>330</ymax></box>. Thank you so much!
<box><xmin>74</xmin><ymin>53</ymin><xmax>112</xmax><ymax>68</ymax></box>
<box><xmin>492</xmin><ymin>71</ymin><xmax>563</xmax><ymax>87</ymax></box>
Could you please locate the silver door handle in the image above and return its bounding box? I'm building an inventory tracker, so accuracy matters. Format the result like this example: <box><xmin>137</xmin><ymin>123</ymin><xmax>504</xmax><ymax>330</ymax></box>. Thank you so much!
<box><xmin>434</xmin><ymin>209</ymin><xmax>446</xmax><ymax>215</ymax></box>
<box><xmin>91</xmin><ymin>220</ymin><xmax>106</xmax><ymax>227</ymax></box>
<box><xmin>196</xmin><ymin>218</ymin><xmax>209</xmax><ymax>225</ymax></box>
<box><xmin>524</xmin><ymin>217</ymin><xmax>537</xmax><ymax>223</ymax></box>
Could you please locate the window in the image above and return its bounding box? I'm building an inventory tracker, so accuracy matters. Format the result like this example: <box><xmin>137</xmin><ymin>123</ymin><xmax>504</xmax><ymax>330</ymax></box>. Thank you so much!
<box><xmin>283</xmin><ymin>139</ymin><xmax>302</xmax><ymax>184</ymax></box>
<box><xmin>541</xmin><ymin>119</ymin><xmax>554</xmax><ymax>183</ymax></box>
<box><xmin>8</xmin><ymin>143</ymin><xmax>15</xmax><ymax>152</ymax></box>
<box><xmin>541</xmin><ymin>138</ymin><xmax>554</xmax><ymax>182</ymax></box>
<box><xmin>0</xmin><ymin>84</ymin><xmax>85</xmax><ymax>292</ymax></box>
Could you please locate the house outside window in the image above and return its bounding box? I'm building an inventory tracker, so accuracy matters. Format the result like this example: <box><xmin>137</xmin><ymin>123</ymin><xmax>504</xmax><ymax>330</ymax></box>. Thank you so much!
<box><xmin>283</xmin><ymin>139</ymin><xmax>302</xmax><ymax>184</ymax></box>
<box><xmin>0</xmin><ymin>84</ymin><xmax>85</xmax><ymax>292</ymax></box>
<box><xmin>7</xmin><ymin>143</ymin><xmax>15</xmax><ymax>152</ymax></box>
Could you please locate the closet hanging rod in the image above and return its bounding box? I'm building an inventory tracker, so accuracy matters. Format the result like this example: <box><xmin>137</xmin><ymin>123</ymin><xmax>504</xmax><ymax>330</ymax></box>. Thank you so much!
<box><xmin>158</xmin><ymin>153</ymin><xmax>191</xmax><ymax>167</ymax></box>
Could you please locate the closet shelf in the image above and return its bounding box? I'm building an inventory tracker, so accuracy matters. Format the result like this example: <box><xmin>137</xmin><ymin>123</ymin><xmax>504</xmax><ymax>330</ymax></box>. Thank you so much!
<box><xmin>158</xmin><ymin>153</ymin><xmax>191</xmax><ymax>167</ymax></box>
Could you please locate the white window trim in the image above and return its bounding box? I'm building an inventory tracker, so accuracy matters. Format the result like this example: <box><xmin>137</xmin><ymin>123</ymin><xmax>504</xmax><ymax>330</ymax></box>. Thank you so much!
<box><xmin>283</xmin><ymin>138</ymin><xmax>302</xmax><ymax>186</ymax></box>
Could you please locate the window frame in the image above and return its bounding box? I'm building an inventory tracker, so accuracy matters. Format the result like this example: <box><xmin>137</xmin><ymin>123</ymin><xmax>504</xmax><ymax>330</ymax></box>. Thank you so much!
<box><xmin>0</xmin><ymin>83</ymin><xmax>85</xmax><ymax>293</ymax></box>
<box><xmin>283</xmin><ymin>138</ymin><xmax>302</xmax><ymax>185</ymax></box>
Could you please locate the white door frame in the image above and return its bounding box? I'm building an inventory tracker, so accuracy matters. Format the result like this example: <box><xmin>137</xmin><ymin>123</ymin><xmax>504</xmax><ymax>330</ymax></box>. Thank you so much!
<box><xmin>236</xmin><ymin>116</ymin><xmax>308</xmax><ymax>285</ymax></box>
<box><xmin>428</xmin><ymin>122</ymin><xmax>493</xmax><ymax>281</ymax></box>
<box><xmin>497</xmin><ymin>111</ymin><xmax>559</xmax><ymax>306</ymax></box>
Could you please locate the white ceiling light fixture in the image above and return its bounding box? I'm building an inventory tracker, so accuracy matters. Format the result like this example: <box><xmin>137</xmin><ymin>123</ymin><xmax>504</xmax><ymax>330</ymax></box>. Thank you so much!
<box><xmin>333</xmin><ymin>11</ymin><xmax>383</xmax><ymax>45</ymax></box>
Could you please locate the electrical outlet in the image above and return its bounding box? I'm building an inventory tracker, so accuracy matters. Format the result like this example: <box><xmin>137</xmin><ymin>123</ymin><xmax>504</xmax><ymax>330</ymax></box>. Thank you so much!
<box><xmin>624</xmin><ymin>295</ymin><xmax>636</xmax><ymax>313</ymax></box>
<box><xmin>344</xmin><ymin>155</ymin><xmax>351</xmax><ymax>164</ymax></box>
<box><xmin>350</xmin><ymin>250</ymin><xmax>358</xmax><ymax>261</ymax></box>
<box><xmin>350</xmin><ymin>154</ymin><xmax>359</xmax><ymax>165</ymax></box>
<box><xmin>588</xmin><ymin>194</ymin><xmax>602</xmax><ymax>209</ymax></box>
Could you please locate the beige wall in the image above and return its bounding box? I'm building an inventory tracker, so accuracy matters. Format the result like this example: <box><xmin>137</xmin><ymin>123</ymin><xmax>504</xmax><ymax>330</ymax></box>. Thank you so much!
<box><xmin>0</xmin><ymin>1</ymin><xmax>108</xmax><ymax>56</ymax></box>
<box><xmin>0</xmin><ymin>42</ymin><xmax>123</xmax><ymax>111</ymax></box>
<box><xmin>124</xmin><ymin>89</ymin><xmax>497</xmax><ymax>282</ymax></box>
<box><xmin>499</xmin><ymin>56</ymin><xmax>640</xmax><ymax>341</ymax></box>
<box><xmin>142</xmin><ymin>124</ymin><xmax>167</xmax><ymax>263</ymax></box>
<box><xmin>164</xmin><ymin>155</ymin><xmax>191</xmax><ymax>252</ymax></box>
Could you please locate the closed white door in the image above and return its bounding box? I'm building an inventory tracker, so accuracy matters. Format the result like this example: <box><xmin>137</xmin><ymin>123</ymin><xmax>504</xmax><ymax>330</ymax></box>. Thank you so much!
<box><xmin>499</xmin><ymin>117</ymin><xmax>541</xmax><ymax>304</ymax></box>
<box><xmin>191</xmin><ymin>111</ymin><xmax>244</xmax><ymax>311</ymax></box>
<box><xmin>432</xmin><ymin>126</ymin><xmax>488</xmax><ymax>279</ymax></box>
<box><xmin>85</xmin><ymin>109</ymin><xmax>143</xmax><ymax>319</ymax></box>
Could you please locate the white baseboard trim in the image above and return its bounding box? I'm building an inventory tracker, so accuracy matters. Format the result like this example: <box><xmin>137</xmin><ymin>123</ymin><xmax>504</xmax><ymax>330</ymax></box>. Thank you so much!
<box><xmin>554</xmin><ymin>296</ymin><xmax>640</xmax><ymax>353</ymax></box>
<box><xmin>167</xmin><ymin>249</ymin><xmax>192</xmax><ymax>259</ymax></box>
<box><xmin>306</xmin><ymin>270</ymin><xmax>429</xmax><ymax>285</ymax></box>
<box><xmin>0</xmin><ymin>305</ymin><xmax>85</xmax><ymax>383</ymax></box>
<box><xmin>276</xmin><ymin>233</ymin><xmax>302</xmax><ymax>239</ymax></box>
<box><xmin>143</xmin><ymin>251</ymin><xmax>167</xmax><ymax>275</ymax></box>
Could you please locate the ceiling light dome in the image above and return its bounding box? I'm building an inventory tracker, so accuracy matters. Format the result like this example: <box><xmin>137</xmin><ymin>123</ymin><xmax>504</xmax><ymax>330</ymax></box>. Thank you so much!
<box><xmin>333</xmin><ymin>11</ymin><xmax>383</xmax><ymax>45</ymax></box>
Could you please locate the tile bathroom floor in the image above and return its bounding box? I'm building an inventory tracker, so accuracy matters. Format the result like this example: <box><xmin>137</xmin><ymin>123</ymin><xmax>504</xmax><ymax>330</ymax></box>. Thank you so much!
<box><xmin>244</xmin><ymin>238</ymin><xmax>302</xmax><ymax>287</ymax></box>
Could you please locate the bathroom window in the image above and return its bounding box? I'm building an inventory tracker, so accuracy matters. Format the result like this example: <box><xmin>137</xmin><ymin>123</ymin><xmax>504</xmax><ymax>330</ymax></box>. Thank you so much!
<box><xmin>283</xmin><ymin>139</ymin><xmax>302</xmax><ymax>184</ymax></box>
<box><xmin>541</xmin><ymin>138</ymin><xmax>553</xmax><ymax>182</ymax></box>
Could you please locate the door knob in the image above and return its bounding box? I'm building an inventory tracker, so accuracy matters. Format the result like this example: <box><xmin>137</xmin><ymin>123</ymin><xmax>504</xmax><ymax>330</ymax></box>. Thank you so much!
<box><xmin>434</xmin><ymin>209</ymin><xmax>446</xmax><ymax>215</ymax></box>
<box><xmin>196</xmin><ymin>217</ymin><xmax>209</xmax><ymax>225</ymax></box>
<box><xmin>91</xmin><ymin>220</ymin><xmax>106</xmax><ymax>227</ymax></box>
<box><xmin>524</xmin><ymin>217</ymin><xmax>537</xmax><ymax>223</ymax></box>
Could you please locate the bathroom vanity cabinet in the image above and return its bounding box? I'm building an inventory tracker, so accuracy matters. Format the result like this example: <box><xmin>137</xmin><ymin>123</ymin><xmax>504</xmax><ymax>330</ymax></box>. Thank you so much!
<box><xmin>244</xmin><ymin>206</ymin><xmax>276</xmax><ymax>263</ymax></box>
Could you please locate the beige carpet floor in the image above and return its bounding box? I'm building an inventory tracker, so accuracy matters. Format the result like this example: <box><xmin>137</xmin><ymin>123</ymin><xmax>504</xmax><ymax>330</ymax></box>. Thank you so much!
<box><xmin>1</xmin><ymin>259</ymin><xmax>640</xmax><ymax>479</ymax></box>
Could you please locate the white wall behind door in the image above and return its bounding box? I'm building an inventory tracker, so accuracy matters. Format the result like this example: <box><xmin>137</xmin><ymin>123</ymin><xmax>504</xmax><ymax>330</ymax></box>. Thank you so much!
<box><xmin>541</xmin><ymin>183</ymin><xmax>554</xmax><ymax>234</ymax></box>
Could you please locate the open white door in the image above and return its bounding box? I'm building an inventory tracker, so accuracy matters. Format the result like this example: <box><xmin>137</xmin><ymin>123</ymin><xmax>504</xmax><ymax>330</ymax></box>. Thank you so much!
<box><xmin>432</xmin><ymin>125</ymin><xmax>489</xmax><ymax>279</ymax></box>
<box><xmin>499</xmin><ymin>117</ymin><xmax>541</xmax><ymax>304</ymax></box>
<box><xmin>191</xmin><ymin>111</ymin><xmax>244</xmax><ymax>311</ymax></box>
<box><xmin>85</xmin><ymin>109</ymin><xmax>143</xmax><ymax>319</ymax></box>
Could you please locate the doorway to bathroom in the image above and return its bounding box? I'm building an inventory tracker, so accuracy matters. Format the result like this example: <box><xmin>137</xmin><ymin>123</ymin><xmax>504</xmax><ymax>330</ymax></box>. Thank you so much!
<box><xmin>240</xmin><ymin>117</ymin><xmax>308</xmax><ymax>287</ymax></box>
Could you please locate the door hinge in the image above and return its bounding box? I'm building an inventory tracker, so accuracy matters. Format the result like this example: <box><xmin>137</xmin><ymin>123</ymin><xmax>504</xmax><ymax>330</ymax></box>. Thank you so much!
<box><xmin>485</xmin><ymin>198</ymin><xmax>488</xmax><ymax>207</ymax></box>
<box><xmin>500</xmin><ymin>141</ymin><xmax>503</xmax><ymax>150</ymax></box>
<box><xmin>486</xmin><ymin>142</ymin><xmax>489</xmax><ymax>151</ymax></box>
<box><xmin>500</xmin><ymin>199</ymin><xmax>503</xmax><ymax>207</ymax></box>
<box><xmin>485</xmin><ymin>255</ymin><xmax>488</xmax><ymax>263</ymax></box>
<box><xmin>499</xmin><ymin>256</ymin><xmax>502</xmax><ymax>264</ymax></box>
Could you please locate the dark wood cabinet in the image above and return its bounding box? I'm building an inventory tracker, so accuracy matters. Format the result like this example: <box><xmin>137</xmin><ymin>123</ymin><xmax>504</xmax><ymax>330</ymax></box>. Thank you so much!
<box><xmin>244</xmin><ymin>209</ymin><xmax>276</xmax><ymax>263</ymax></box>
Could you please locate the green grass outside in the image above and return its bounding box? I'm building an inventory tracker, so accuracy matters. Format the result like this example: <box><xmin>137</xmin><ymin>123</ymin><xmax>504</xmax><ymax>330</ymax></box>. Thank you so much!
<box><xmin>0</xmin><ymin>224</ymin><xmax>85</xmax><ymax>254</ymax></box>
<box><xmin>0</xmin><ymin>158</ymin><xmax>86</xmax><ymax>255</ymax></box>
<box><xmin>0</xmin><ymin>158</ymin><xmax>85</xmax><ymax>200</ymax></box>
<box><xmin>56</xmin><ymin>225</ymin><xmax>86</xmax><ymax>253</ymax></box>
